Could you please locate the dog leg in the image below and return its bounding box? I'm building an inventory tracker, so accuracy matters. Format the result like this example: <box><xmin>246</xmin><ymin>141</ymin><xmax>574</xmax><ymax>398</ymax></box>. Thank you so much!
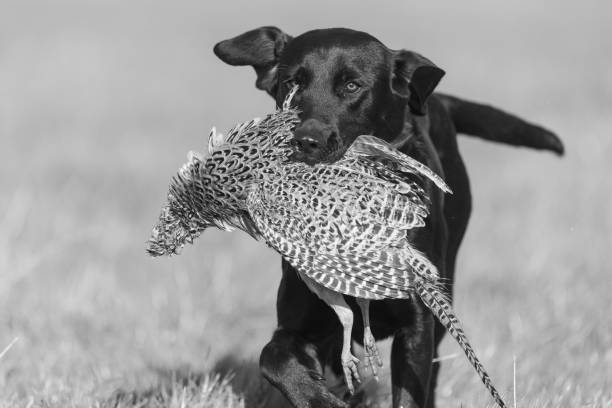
<box><xmin>356</xmin><ymin>298</ymin><xmax>383</xmax><ymax>380</ymax></box>
<box><xmin>390</xmin><ymin>300</ymin><xmax>436</xmax><ymax>408</ymax></box>
<box><xmin>259</xmin><ymin>261</ymin><xmax>352</xmax><ymax>408</ymax></box>
<box><xmin>260</xmin><ymin>329</ymin><xmax>348</xmax><ymax>408</ymax></box>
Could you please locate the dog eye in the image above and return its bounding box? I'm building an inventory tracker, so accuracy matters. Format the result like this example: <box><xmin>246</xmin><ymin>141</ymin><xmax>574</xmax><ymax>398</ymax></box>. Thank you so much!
<box><xmin>344</xmin><ymin>81</ymin><xmax>360</xmax><ymax>93</ymax></box>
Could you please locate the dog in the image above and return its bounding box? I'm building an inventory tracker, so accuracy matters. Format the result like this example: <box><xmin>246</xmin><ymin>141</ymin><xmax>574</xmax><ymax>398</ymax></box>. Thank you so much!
<box><xmin>213</xmin><ymin>27</ymin><xmax>563</xmax><ymax>408</ymax></box>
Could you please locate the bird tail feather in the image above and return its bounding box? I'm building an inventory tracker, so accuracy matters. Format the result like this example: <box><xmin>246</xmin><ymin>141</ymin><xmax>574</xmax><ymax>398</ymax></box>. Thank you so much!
<box><xmin>416</xmin><ymin>280</ymin><xmax>507</xmax><ymax>408</ymax></box>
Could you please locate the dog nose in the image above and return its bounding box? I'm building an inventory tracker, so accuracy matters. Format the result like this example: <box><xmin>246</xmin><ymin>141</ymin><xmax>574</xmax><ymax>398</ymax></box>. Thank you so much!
<box><xmin>292</xmin><ymin>119</ymin><xmax>338</xmax><ymax>162</ymax></box>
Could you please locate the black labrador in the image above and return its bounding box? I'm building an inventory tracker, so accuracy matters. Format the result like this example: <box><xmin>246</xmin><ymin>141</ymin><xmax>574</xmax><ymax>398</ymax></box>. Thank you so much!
<box><xmin>213</xmin><ymin>27</ymin><xmax>563</xmax><ymax>408</ymax></box>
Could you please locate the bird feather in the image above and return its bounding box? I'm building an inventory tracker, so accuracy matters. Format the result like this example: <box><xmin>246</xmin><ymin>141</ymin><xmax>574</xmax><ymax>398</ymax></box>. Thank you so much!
<box><xmin>146</xmin><ymin>86</ymin><xmax>506</xmax><ymax>407</ymax></box>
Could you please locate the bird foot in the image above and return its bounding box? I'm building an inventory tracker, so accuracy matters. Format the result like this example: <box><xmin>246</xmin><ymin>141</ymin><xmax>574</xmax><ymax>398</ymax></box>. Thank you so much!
<box><xmin>363</xmin><ymin>332</ymin><xmax>383</xmax><ymax>380</ymax></box>
<box><xmin>342</xmin><ymin>353</ymin><xmax>361</xmax><ymax>394</ymax></box>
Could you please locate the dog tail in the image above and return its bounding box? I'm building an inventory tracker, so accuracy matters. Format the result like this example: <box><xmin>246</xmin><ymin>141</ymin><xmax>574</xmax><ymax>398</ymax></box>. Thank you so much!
<box><xmin>435</xmin><ymin>93</ymin><xmax>564</xmax><ymax>155</ymax></box>
<box><xmin>416</xmin><ymin>280</ymin><xmax>508</xmax><ymax>408</ymax></box>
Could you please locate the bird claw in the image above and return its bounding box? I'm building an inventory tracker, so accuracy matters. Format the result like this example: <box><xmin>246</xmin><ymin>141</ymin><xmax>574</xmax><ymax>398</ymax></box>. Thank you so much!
<box><xmin>363</xmin><ymin>335</ymin><xmax>383</xmax><ymax>380</ymax></box>
<box><xmin>364</xmin><ymin>349</ymin><xmax>383</xmax><ymax>381</ymax></box>
<box><xmin>342</xmin><ymin>354</ymin><xmax>361</xmax><ymax>394</ymax></box>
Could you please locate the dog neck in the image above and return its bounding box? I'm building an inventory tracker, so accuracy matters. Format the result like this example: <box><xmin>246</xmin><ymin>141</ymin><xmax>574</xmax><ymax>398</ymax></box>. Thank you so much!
<box><xmin>391</xmin><ymin>110</ymin><xmax>429</xmax><ymax>152</ymax></box>
<box><xmin>390</xmin><ymin>120</ymin><xmax>415</xmax><ymax>150</ymax></box>
<box><xmin>391</xmin><ymin>111</ymin><xmax>445</xmax><ymax>182</ymax></box>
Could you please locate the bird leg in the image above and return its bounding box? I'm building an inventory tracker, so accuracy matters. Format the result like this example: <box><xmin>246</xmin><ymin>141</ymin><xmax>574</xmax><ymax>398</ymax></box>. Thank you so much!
<box><xmin>332</xmin><ymin>300</ymin><xmax>361</xmax><ymax>394</ymax></box>
<box><xmin>356</xmin><ymin>298</ymin><xmax>383</xmax><ymax>379</ymax></box>
<box><xmin>302</xmin><ymin>279</ymin><xmax>361</xmax><ymax>394</ymax></box>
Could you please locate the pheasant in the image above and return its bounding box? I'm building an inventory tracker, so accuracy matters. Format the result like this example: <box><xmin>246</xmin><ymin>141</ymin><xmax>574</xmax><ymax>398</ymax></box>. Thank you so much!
<box><xmin>147</xmin><ymin>87</ymin><xmax>507</xmax><ymax>407</ymax></box>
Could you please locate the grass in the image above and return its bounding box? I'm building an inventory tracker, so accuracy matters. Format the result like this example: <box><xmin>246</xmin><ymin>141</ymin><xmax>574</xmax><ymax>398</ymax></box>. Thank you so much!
<box><xmin>1</xmin><ymin>0</ymin><xmax>611</xmax><ymax>407</ymax></box>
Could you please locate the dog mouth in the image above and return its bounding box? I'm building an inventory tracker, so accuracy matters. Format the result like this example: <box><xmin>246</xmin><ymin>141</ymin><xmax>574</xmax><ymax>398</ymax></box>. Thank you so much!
<box><xmin>289</xmin><ymin>132</ymin><xmax>347</xmax><ymax>165</ymax></box>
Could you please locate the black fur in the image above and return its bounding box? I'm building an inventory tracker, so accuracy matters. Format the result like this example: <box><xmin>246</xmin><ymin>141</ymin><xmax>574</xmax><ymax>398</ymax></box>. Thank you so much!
<box><xmin>214</xmin><ymin>27</ymin><xmax>563</xmax><ymax>408</ymax></box>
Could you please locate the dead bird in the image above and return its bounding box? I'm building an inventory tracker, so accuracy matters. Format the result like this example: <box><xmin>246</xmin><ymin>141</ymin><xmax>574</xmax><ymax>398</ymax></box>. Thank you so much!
<box><xmin>147</xmin><ymin>87</ymin><xmax>507</xmax><ymax>407</ymax></box>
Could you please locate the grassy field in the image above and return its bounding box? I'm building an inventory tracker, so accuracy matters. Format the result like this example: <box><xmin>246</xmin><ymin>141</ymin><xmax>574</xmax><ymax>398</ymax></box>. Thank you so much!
<box><xmin>1</xmin><ymin>0</ymin><xmax>610</xmax><ymax>407</ymax></box>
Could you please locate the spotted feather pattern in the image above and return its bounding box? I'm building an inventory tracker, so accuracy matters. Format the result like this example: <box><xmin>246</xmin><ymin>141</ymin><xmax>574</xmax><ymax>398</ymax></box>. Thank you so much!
<box><xmin>246</xmin><ymin>164</ymin><xmax>439</xmax><ymax>300</ymax></box>
<box><xmin>147</xmin><ymin>106</ymin><xmax>300</xmax><ymax>256</ymax></box>
<box><xmin>147</xmin><ymin>87</ymin><xmax>506</xmax><ymax>407</ymax></box>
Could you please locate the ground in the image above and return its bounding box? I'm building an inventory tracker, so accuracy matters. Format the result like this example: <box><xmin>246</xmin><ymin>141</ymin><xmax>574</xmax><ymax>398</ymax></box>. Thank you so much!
<box><xmin>0</xmin><ymin>1</ymin><xmax>610</xmax><ymax>407</ymax></box>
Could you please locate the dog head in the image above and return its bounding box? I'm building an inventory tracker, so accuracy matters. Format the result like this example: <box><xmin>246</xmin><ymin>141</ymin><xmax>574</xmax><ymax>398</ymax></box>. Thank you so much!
<box><xmin>214</xmin><ymin>27</ymin><xmax>444</xmax><ymax>163</ymax></box>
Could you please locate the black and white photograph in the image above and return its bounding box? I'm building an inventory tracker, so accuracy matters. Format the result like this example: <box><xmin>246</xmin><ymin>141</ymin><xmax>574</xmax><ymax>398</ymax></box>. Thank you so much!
<box><xmin>0</xmin><ymin>1</ymin><xmax>609</xmax><ymax>407</ymax></box>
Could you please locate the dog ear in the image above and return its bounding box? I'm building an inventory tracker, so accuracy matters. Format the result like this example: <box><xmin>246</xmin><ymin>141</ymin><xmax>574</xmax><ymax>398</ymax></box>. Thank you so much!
<box><xmin>391</xmin><ymin>50</ymin><xmax>445</xmax><ymax>115</ymax></box>
<box><xmin>213</xmin><ymin>26</ymin><xmax>293</xmax><ymax>96</ymax></box>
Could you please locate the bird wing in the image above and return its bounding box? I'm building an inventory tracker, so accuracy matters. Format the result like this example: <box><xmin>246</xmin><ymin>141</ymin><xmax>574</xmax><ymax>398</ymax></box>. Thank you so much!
<box><xmin>246</xmin><ymin>163</ymin><xmax>439</xmax><ymax>300</ymax></box>
<box><xmin>347</xmin><ymin>135</ymin><xmax>452</xmax><ymax>194</ymax></box>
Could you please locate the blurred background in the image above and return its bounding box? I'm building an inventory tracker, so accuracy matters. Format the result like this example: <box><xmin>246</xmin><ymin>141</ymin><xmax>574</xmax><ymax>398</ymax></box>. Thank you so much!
<box><xmin>1</xmin><ymin>0</ymin><xmax>610</xmax><ymax>407</ymax></box>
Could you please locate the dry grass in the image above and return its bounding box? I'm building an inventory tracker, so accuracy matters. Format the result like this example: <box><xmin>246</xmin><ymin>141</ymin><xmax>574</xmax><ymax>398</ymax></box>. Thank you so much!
<box><xmin>1</xmin><ymin>0</ymin><xmax>611</xmax><ymax>407</ymax></box>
